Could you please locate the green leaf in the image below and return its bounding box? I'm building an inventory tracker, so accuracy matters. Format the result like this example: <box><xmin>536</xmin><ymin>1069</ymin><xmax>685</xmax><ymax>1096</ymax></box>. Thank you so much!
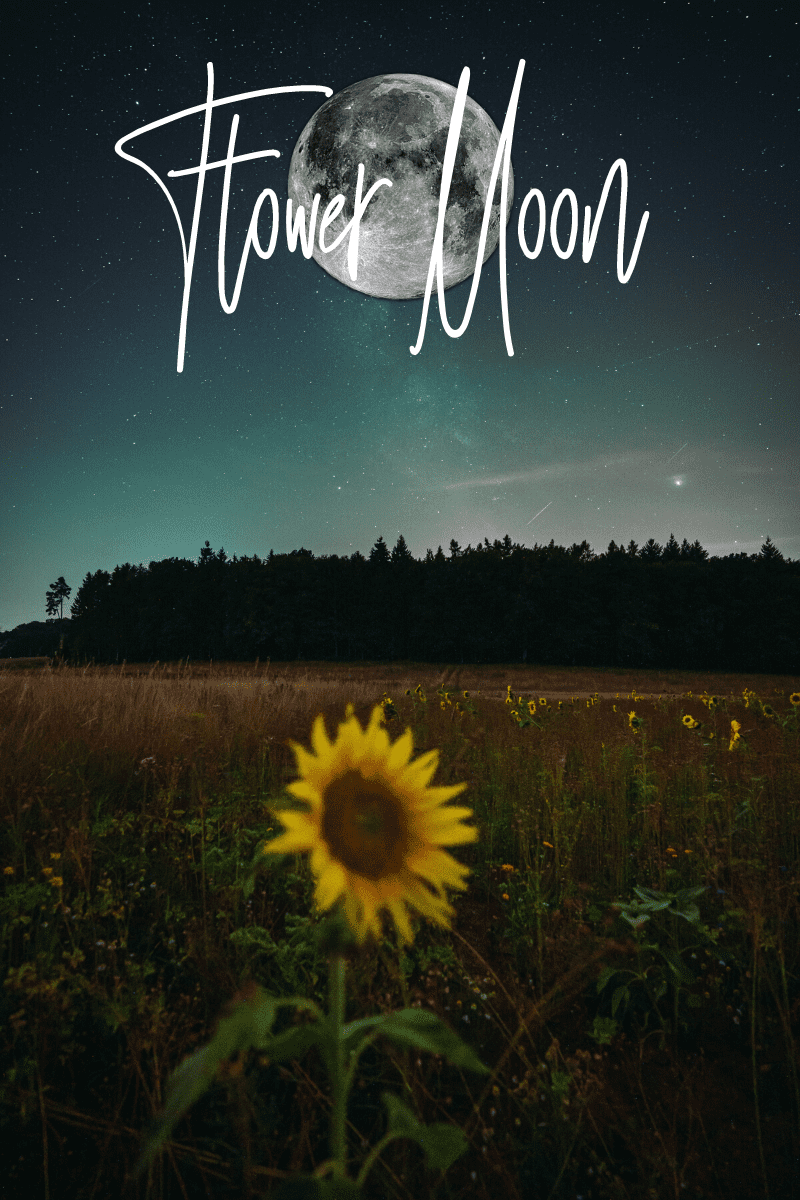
<box><xmin>263</xmin><ymin>1021</ymin><xmax>323</xmax><ymax>1063</ymax></box>
<box><xmin>133</xmin><ymin>985</ymin><xmax>279</xmax><ymax>1177</ymax></box>
<box><xmin>596</xmin><ymin>965</ymin><xmax>617</xmax><ymax>994</ymax></box>
<box><xmin>381</xmin><ymin>1092</ymin><xmax>468</xmax><ymax>1171</ymax></box>
<box><xmin>376</xmin><ymin>1009</ymin><xmax>489</xmax><ymax>1074</ymax></box>
<box><xmin>317</xmin><ymin>1177</ymin><xmax>363</xmax><ymax>1199</ymax></box>
<box><xmin>658</xmin><ymin>947</ymin><xmax>695</xmax><ymax>985</ymax></box>
<box><xmin>341</xmin><ymin>1015</ymin><xmax>386</xmax><ymax>1060</ymax></box>
<box><xmin>611</xmin><ymin>985</ymin><xmax>629</xmax><ymax>1018</ymax></box>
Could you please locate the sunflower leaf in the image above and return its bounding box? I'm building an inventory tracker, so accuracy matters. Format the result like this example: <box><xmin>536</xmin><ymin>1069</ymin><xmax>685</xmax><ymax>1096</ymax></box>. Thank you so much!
<box><xmin>381</xmin><ymin>1091</ymin><xmax>468</xmax><ymax>1171</ymax></box>
<box><xmin>133</xmin><ymin>984</ymin><xmax>279</xmax><ymax>1177</ymax></box>
<box><xmin>376</xmin><ymin>1009</ymin><xmax>489</xmax><ymax>1073</ymax></box>
<box><xmin>262</xmin><ymin>1020</ymin><xmax>323</xmax><ymax>1062</ymax></box>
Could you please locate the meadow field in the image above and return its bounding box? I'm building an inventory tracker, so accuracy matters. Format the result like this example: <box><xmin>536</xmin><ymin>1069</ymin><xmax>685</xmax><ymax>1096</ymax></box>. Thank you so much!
<box><xmin>1</xmin><ymin>659</ymin><xmax>798</xmax><ymax>1199</ymax></box>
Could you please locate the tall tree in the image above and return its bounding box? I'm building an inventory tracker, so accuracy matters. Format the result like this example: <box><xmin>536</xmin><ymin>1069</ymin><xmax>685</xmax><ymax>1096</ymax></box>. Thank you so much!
<box><xmin>45</xmin><ymin>576</ymin><xmax>71</xmax><ymax>620</ymax></box>
<box><xmin>369</xmin><ymin>536</ymin><xmax>391</xmax><ymax>564</ymax></box>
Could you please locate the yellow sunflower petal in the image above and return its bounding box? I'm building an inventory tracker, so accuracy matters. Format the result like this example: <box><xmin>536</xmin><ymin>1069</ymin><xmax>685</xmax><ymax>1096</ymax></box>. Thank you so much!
<box><xmin>286</xmin><ymin>780</ymin><xmax>320</xmax><ymax>806</ymax></box>
<box><xmin>315</xmin><ymin>860</ymin><xmax>347</xmax><ymax>910</ymax></box>
<box><xmin>311</xmin><ymin>714</ymin><xmax>333</xmax><ymax>758</ymax></box>
<box><xmin>385</xmin><ymin>896</ymin><xmax>415</xmax><ymax>945</ymax></box>
<box><xmin>263</xmin><ymin>826</ymin><xmax>315</xmax><ymax>854</ymax></box>
<box><xmin>387</xmin><ymin>728</ymin><xmax>415</xmax><ymax>772</ymax></box>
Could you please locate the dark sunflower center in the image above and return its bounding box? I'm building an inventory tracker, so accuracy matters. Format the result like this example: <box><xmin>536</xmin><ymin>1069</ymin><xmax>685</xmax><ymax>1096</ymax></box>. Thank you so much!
<box><xmin>321</xmin><ymin>770</ymin><xmax>408</xmax><ymax>880</ymax></box>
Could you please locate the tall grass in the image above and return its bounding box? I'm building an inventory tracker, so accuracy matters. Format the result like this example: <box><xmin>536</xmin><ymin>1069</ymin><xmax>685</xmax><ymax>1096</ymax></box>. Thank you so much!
<box><xmin>1</xmin><ymin>659</ymin><xmax>798</xmax><ymax>1199</ymax></box>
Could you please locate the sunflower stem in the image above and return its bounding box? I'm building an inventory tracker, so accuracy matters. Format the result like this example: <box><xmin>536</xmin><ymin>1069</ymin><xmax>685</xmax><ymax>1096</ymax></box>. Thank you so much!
<box><xmin>328</xmin><ymin>952</ymin><xmax>349</xmax><ymax>1179</ymax></box>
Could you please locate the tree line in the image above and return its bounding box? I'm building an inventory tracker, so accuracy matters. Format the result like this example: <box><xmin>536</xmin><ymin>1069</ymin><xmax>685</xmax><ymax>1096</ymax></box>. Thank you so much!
<box><xmin>19</xmin><ymin>533</ymin><xmax>794</xmax><ymax>672</ymax></box>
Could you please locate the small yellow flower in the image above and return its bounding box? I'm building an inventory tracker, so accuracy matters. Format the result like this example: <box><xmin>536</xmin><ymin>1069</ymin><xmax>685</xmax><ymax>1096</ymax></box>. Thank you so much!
<box><xmin>50</xmin><ymin>852</ymin><xmax>62</xmax><ymax>860</ymax></box>
<box><xmin>790</xmin><ymin>692</ymin><xmax>800</xmax><ymax>706</ymax></box>
<box><xmin>3</xmin><ymin>866</ymin><xmax>14</xmax><ymax>876</ymax></box>
<box><xmin>42</xmin><ymin>866</ymin><xmax>53</xmax><ymax>877</ymax></box>
<box><xmin>543</xmin><ymin>841</ymin><xmax>553</xmax><ymax>848</ymax></box>
<box><xmin>49</xmin><ymin>876</ymin><xmax>64</xmax><ymax>888</ymax></box>
<box><xmin>682</xmin><ymin>715</ymin><xmax>700</xmax><ymax>729</ymax></box>
<box><xmin>628</xmin><ymin>711</ymin><xmax>637</xmax><ymax>726</ymax></box>
<box><xmin>501</xmin><ymin>863</ymin><xmax>514</xmax><ymax>873</ymax></box>
<box><xmin>501</xmin><ymin>893</ymin><xmax>509</xmax><ymax>901</ymax></box>
<box><xmin>264</xmin><ymin>704</ymin><xmax>477</xmax><ymax>947</ymax></box>
<box><xmin>539</xmin><ymin>697</ymin><xmax>547</xmax><ymax>706</ymax></box>
<box><xmin>528</xmin><ymin>700</ymin><xmax>536</xmax><ymax>715</ymax></box>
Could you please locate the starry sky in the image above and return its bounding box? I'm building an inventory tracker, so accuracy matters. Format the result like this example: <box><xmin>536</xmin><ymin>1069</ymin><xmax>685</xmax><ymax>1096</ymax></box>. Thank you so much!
<box><xmin>2</xmin><ymin>0</ymin><xmax>798</xmax><ymax>632</ymax></box>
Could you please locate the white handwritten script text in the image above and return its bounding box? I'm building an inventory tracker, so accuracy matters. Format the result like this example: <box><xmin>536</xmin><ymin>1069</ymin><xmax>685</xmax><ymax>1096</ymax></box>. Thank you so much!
<box><xmin>115</xmin><ymin>61</ymin><xmax>649</xmax><ymax>373</ymax></box>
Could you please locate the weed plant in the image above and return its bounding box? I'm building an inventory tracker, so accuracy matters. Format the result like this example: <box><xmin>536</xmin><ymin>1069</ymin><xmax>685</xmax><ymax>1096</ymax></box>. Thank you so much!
<box><xmin>1</xmin><ymin>659</ymin><xmax>798</xmax><ymax>1199</ymax></box>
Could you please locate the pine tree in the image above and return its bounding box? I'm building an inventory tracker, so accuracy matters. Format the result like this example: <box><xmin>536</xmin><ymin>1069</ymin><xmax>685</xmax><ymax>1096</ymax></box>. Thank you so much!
<box><xmin>45</xmin><ymin>576</ymin><xmax>71</xmax><ymax>621</ymax></box>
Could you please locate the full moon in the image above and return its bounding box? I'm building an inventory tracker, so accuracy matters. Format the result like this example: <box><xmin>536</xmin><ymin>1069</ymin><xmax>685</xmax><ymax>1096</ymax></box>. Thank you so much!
<box><xmin>287</xmin><ymin>73</ymin><xmax>513</xmax><ymax>299</ymax></box>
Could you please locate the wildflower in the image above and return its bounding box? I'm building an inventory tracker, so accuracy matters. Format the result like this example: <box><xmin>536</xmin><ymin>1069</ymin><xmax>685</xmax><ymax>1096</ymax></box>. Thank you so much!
<box><xmin>682</xmin><ymin>715</ymin><xmax>700</xmax><ymax>729</ymax></box>
<box><xmin>49</xmin><ymin>876</ymin><xmax>64</xmax><ymax>888</ymax></box>
<box><xmin>264</xmin><ymin>704</ymin><xmax>477</xmax><ymax>946</ymax></box>
<box><xmin>42</xmin><ymin>867</ymin><xmax>53</xmax><ymax>877</ymax></box>
<box><xmin>501</xmin><ymin>893</ymin><xmax>509</xmax><ymax>901</ymax></box>
<box><xmin>627</xmin><ymin>711</ymin><xmax>637</xmax><ymax>727</ymax></box>
<box><xmin>528</xmin><ymin>700</ymin><xmax>536</xmax><ymax>715</ymax></box>
<box><xmin>3</xmin><ymin>866</ymin><xmax>13</xmax><ymax>876</ymax></box>
<box><xmin>539</xmin><ymin>697</ymin><xmax>547</xmax><ymax>707</ymax></box>
<box><xmin>790</xmin><ymin>693</ymin><xmax>800</xmax><ymax>706</ymax></box>
<box><xmin>729</xmin><ymin>719</ymin><xmax>742</xmax><ymax>751</ymax></box>
<box><xmin>501</xmin><ymin>863</ymin><xmax>514</xmax><ymax>873</ymax></box>
<box><xmin>50</xmin><ymin>852</ymin><xmax>62</xmax><ymax>860</ymax></box>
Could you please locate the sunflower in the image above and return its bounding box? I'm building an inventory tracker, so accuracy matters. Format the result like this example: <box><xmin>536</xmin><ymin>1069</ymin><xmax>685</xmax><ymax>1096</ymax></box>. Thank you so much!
<box><xmin>682</xmin><ymin>715</ymin><xmax>700</xmax><ymax>729</ymax></box>
<box><xmin>790</xmin><ymin>693</ymin><xmax>800</xmax><ymax>706</ymax></box>
<box><xmin>264</xmin><ymin>705</ymin><xmax>477</xmax><ymax>946</ymax></box>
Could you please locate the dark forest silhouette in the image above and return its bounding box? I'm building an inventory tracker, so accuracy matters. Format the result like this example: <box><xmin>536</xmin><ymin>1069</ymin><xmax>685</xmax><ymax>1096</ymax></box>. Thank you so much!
<box><xmin>3</xmin><ymin>533</ymin><xmax>795</xmax><ymax>671</ymax></box>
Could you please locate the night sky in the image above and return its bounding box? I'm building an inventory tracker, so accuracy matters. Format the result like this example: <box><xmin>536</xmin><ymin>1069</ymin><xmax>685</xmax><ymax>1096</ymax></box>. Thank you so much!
<box><xmin>3</xmin><ymin>0</ymin><xmax>798</xmax><ymax>632</ymax></box>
